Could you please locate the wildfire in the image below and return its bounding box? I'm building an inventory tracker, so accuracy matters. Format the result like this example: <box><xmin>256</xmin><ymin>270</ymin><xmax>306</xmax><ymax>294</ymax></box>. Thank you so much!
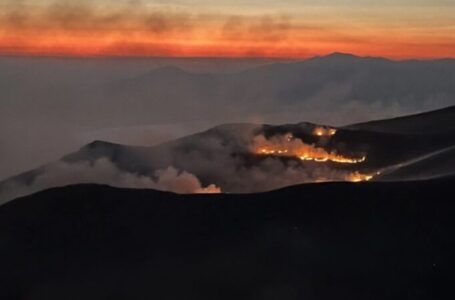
<box><xmin>345</xmin><ymin>172</ymin><xmax>374</xmax><ymax>182</ymax></box>
<box><xmin>251</xmin><ymin>133</ymin><xmax>376</xmax><ymax>183</ymax></box>
<box><xmin>195</xmin><ymin>184</ymin><xmax>222</xmax><ymax>194</ymax></box>
<box><xmin>313</xmin><ymin>127</ymin><xmax>337</xmax><ymax>137</ymax></box>
<box><xmin>254</xmin><ymin>134</ymin><xmax>365</xmax><ymax>164</ymax></box>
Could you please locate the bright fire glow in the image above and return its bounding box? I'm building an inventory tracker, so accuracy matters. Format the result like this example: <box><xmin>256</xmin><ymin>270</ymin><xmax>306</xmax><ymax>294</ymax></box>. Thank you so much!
<box><xmin>313</xmin><ymin>127</ymin><xmax>337</xmax><ymax>137</ymax></box>
<box><xmin>195</xmin><ymin>184</ymin><xmax>222</xmax><ymax>194</ymax></box>
<box><xmin>254</xmin><ymin>133</ymin><xmax>365</xmax><ymax>164</ymax></box>
<box><xmin>345</xmin><ymin>172</ymin><xmax>374</xmax><ymax>182</ymax></box>
<box><xmin>252</xmin><ymin>133</ymin><xmax>374</xmax><ymax>182</ymax></box>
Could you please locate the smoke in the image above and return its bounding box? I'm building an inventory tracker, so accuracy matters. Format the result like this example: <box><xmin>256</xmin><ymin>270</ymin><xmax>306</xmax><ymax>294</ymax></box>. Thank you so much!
<box><xmin>0</xmin><ymin>158</ymin><xmax>220</xmax><ymax>204</ymax></box>
<box><xmin>118</xmin><ymin>125</ymin><xmax>375</xmax><ymax>194</ymax></box>
<box><xmin>251</xmin><ymin>133</ymin><xmax>366</xmax><ymax>163</ymax></box>
<box><xmin>220</xmin><ymin>15</ymin><xmax>294</xmax><ymax>43</ymax></box>
<box><xmin>152</xmin><ymin>167</ymin><xmax>221</xmax><ymax>194</ymax></box>
<box><xmin>0</xmin><ymin>54</ymin><xmax>453</xmax><ymax>183</ymax></box>
<box><xmin>0</xmin><ymin>0</ymin><xmax>313</xmax><ymax>57</ymax></box>
<box><xmin>221</xmin><ymin>157</ymin><xmax>372</xmax><ymax>193</ymax></box>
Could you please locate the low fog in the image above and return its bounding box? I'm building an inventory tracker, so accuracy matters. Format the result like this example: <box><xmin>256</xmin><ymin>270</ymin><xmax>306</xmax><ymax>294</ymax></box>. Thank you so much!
<box><xmin>1</xmin><ymin>54</ymin><xmax>454</xmax><ymax>180</ymax></box>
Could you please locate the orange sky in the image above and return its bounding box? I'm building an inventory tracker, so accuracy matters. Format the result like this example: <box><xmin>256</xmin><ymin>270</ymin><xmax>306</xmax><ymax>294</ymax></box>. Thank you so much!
<box><xmin>1</xmin><ymin>1</ymin><xmax>454</xmax><ymax>59</ymax></box>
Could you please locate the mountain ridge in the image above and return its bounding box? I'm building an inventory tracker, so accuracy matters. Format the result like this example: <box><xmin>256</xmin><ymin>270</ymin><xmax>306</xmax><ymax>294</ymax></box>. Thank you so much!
<box><xmin>1</xmin><ymin>106</ymin><xmax>454</xmax><ymax>204</ymax></box>
<box><xmin>346</xmin><ymin>105</ymin><xmax>455</xmax><ymax>134</ymax></box>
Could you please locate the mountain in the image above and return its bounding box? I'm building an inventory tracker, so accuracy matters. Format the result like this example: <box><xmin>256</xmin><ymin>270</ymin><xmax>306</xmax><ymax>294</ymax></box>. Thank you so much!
<box><xmin>1</xmin><ymin>106</ymin><xmax>455</xmax><ymax>204</ymax></box>
<box><xmin>3</xmin><ymin>53</ymin><xmax>455</xmax><ymax>128</ymax></box>
<box><xmin>91</xmin><ymin>53</ymin><xmax>455</xmax><ymax>125</ymax></box>
<box><xmin>1</xmin><ymin>54</ymin><xmax>454</xmax><ymax>299</ymax></box>
<box><xmin>1</xmin><ymin>179</ymin><xmax>454</xmax><ymax>299</ymax></box>
<box><xmin>3</xmin><ymin>54</ymin><xmax>455</xmax><ymax>181</ymax></box>
<box><xmin>378</xmin><ymin>145</ymin><xmax>455</xmax><ymax>181</ymax></box>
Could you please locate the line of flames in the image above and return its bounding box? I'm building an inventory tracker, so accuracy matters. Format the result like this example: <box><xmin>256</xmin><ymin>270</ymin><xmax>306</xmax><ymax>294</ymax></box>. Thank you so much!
<box><xmin>253</xmin><ymin>133</ymin><xmax>375</xmax><ymax>182</ymax></box>
<box><xmin>256</xmin><ymin>147</ymin><xmax>366</xmax><ymax>164</ymax></box>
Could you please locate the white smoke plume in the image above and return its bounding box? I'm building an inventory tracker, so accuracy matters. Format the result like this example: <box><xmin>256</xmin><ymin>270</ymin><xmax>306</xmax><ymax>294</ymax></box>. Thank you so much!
<box><xmin>0</xmin><ymin>158</ymin><xmax>220</xmax><ymax>205</ymax></box>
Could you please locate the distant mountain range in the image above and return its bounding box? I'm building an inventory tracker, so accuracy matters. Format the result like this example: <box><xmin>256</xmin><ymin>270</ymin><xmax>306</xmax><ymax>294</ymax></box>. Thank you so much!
<box><xmin>2</xmin><ymin>53</ymin><xmax>455</xmax><ymax>127</ymax></box>
<box><xmin>1</xmin><ymin>105</ymin><xmax>454</xmax><ymax>204</ymax></box>
<box><xmin>84</xmin><ymin>53</ymin><xmax>455</xmax><ymax>124</ymax></box>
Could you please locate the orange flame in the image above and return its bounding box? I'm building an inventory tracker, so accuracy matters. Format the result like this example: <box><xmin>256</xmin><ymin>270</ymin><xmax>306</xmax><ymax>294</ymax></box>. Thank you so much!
<box><xmin>345</xmin><ymin>172</ymin><xmax>374</xmax><ymax>182</ymax></box>
<box><xmin>254</xmin><ymin>133</ymin><xmax>365</xmax><ymax>164</ymax></box>
<box><xmin>252</xmin><ymin>133</ymin><xmax>374</xmax><ymax>183</ymax></box>
<box><xmin>195</xmin><ymin>184</ymin><xmax>222</xmax><ymax>194</ymax></box>
<box><xmin>313</xmin><ymin>127</ymin><xmax>337</xmax><ymax>137</ymax></box>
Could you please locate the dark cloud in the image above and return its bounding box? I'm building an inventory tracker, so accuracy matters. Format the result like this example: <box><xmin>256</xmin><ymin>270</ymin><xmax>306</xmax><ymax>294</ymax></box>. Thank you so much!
<box><xmin>220</xmin><ymin>14</ymin><xmax>297</xmax><ymax>42</ymax></box>
<box><xmin>0</xmin><ymin>1</ymin><xmax>198</xmax><ymax>34</ymax></box>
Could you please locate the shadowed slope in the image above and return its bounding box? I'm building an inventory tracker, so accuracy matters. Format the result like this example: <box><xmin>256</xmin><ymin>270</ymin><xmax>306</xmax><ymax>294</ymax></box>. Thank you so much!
<box><xmin>0</xmin><ymin>180</ymin><xmax>454</xmax><ymax>299</ymax></box>
<box><xmin>346</xmin><ymin>105</ymin><xmax>455</xmax><ymax>134</ymax></box>
<box><xmin>378</xmin><ymin>145</ymin><xmax>455</xmax><ymax>181</ymax></box>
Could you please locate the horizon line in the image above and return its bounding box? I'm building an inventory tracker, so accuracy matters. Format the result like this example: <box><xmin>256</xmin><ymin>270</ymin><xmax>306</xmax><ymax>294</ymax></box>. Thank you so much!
<box><xmin>1</xmin><ymin>52</ymin><xmax>454</xmax><ymax>62</ymax></box>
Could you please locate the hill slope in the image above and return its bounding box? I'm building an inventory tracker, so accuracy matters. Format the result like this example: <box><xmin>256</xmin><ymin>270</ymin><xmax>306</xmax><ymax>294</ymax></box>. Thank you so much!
<box><xmin>1</xmin><ymin>180</ymin><xmax>454</xmax><ymax>299</ymax></box>
<box><xmin>346</xmin><ymin>105</ymin><xmax>455</xmax><ymax>134</ymax></box>
<box><xmin>378</xmin><ymin>145</ymin><xmax>455</xmax><ymax>181</ymax></box>
<box><xmin>1</xmin><ymin>106</ymin><xmax>455</xmax><ymax>203</ymax></box>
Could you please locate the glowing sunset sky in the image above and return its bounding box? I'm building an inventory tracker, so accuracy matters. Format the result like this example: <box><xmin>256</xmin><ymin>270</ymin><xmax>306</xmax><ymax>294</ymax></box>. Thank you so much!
<box><xmin>1</xmin><ymin>0</ymin><xmax>454</xmax><ymax>58</ymax></box>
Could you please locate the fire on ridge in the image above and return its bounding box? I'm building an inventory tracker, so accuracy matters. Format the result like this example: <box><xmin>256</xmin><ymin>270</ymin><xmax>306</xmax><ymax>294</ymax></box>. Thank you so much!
<box><xmin>252</xmin><ymin>129</ymin><xmax>375</xmax><ymax>182</ymax></box>
<box><xmin>253</xmin><ymin>132</ymin><xmax>366</xmax><ymax>164</ymax></box>
<box><xmin>313</xmin><ymin>126</ymin><xmax>337</xmax><ymax>137</ymax></box>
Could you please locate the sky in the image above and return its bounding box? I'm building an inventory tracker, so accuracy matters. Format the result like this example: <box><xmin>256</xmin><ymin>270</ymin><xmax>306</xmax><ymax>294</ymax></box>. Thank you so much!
<box><xmin>0</xmin><ymin>0</ymin><xmax>454</xmax><ymax>58</ymax></box>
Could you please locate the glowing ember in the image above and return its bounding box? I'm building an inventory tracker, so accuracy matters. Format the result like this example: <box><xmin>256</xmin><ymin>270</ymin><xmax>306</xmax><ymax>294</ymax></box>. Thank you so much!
<box><xmin>313</xmin><ymin>127</ymin><xmax>337</xmax><ymax>137</ymax></box>
<box><xmin>195</xmin><ymin>184</ymin><xmax>222</xmax><ymax>194</ymax></box>
<box><xmin>253</xmin><ymin>134</ymin><xmax>365</xmax><ymax>164</ymax></box>
<box><xmin>345</xmin><ymin>172</ymin><xmax>374</xmax><ymax>182</ymax></box>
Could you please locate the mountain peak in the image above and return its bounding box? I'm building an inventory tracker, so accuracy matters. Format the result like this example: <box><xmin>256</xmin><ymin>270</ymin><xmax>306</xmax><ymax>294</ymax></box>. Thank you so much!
<box><xmin>306</xmin><ymin>52</ymin><xmax>361</xmax><ymax>63</ymax></box>
<box><xmin>308</xmin><ymin>52</ymin><xmax>391</xmax><ymax>64</ymax></box>
<box><xmin>325</xmin><ymin>52</ymin><xmax>359</xmax><ymax>59</ymax></box>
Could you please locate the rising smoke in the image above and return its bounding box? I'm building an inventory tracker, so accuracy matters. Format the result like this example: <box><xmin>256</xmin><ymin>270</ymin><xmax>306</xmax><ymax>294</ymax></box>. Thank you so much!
<box><xmin>0</xmin><ymin>121</ymin><xmax>380</xmax><ymax>204</ymax></box>
<box><xmin>0</xmin><ymin>158</ymin><xmax>221</xmax><ymax>204</ymax></box>
<box><xmin>1</xmin><ymin>53</ymin><xmax>453</xmax><ymax>182</ymax></box>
